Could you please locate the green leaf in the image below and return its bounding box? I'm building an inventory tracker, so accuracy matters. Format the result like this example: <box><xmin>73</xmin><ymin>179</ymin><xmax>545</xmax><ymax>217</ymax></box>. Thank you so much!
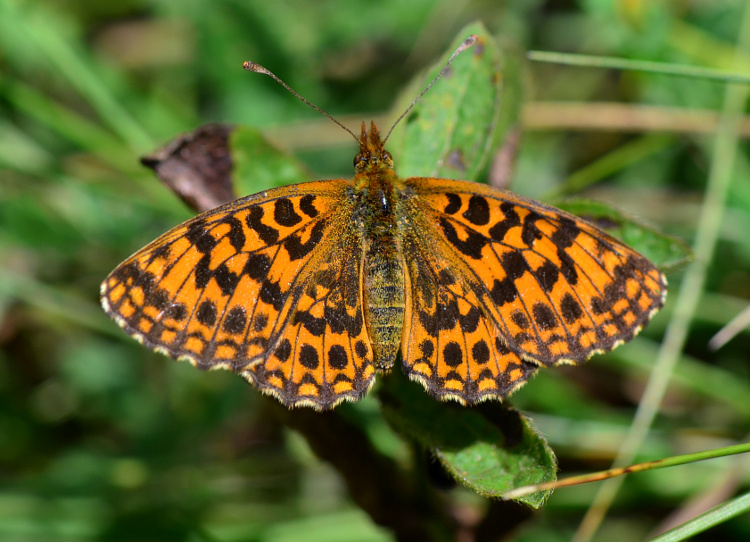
<box><xmin>378</xmin><ymin>371</ymin><xmax>556</xmax><ymax>508</ymax></box>
<box><xmin>388</xmin><ymin>22</ymin><xmax>503</xmax><ymax>181</ymax></box>
<box><xmin>230</xmin><ymin>125</ymin><xmax>311</xmax><ymax>196</ymax></box>
<box><xmin>554</xmin><ymin>198</ymin><xmax>693</xmax><ymax>272</ymax></box>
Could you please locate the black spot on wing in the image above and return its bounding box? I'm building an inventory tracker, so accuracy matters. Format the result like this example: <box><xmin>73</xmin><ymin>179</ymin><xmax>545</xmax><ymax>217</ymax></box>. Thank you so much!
<box><xmin>355</xmin><ymin>340</ymin><xmax>368</xmax><ymax>358</ymax></box>
<box><xmin>490</xmin><ymin>277</ymin><xmax>518</xmax><ymax>305</ymax></box>
<box><xmin>560</xmin><ymin>293</ymin><xmax>583</xmax><ymax>324</ymax></box>
<box><xmin>274</xmin><ymin>198</ymin><xmax>302</xmax><ymax>227</ymax></box>
<box><xmin>472</xmin><ymin>340</ymin><xmax>490</xmax><ymax>364</ymax></box>
<box><xmin>444</xmin><ymin>193</ymin><xmax>462</xmax><ymax>214</ymax></box>
<box><xmin>535</xmin><ymin>260</ymin><xmax>560</xmax><ymax>293</ymax></box>
<box><xmin>284</xmin><ymin>219</ymin><xmax>326</xmax><ymax>261</ymax></box>
<box><xmin>532</xmin><ymin>302</ymin><xmax>557</xmax><ymax>331</ymax></box>
<box><xmin>195</xmin><ymin>258</ymin><xmax>240</xmax><ymax>295</ymax></box>
<box><xmin>219</xmin><ymin>215</ymin><xmax>246</xmax><ymax>251</ymax></box>
<box><xmin>521</xmin><ymin>212</ymin><xmax>544</xmax><ymax>246</ymax></box>
<box><xmin>222</xmin><ymin>306</ymin><xmax>247</xmax><ymax>334</ymax></box>
<box><xmin>418</xmin><ymin>299</ymin><xmax>459</xmax><ymax>337</ymax></box>
<box><xmin>443</xmin><ymin>342</ymin><xmax>463</xmax><ymax>367</ymax></box>
<box><xmin>245</xmin><ymin>206</ymin><xmax>279</xmax><ymax>245</ymax></box>
<box><xmin>559</xmin><ymin>251</ymin><xmax>579</xmax><ymax>285</ymax></box>
<box><xmin>197</xmin><ymin>300</ymin><xmax>217</xmax><ymax>326</ymax></box>
<box><xmin>243</xmin><ymin>253</ymin><xmax>272</xmax><ymax>282</ymax></box>
<box><xmin>328</xmin><ymin>344</ymin><xmax>348</xmax><ymax>369</ymax></box>
<box><xmin>502</xmin><ymin>251</ymin><xmax>531</xmax><ymax>280</ymax></box>
<box><xmin>253</xmin><ymin>312</ymin><xmax>269</xmax><ymax>332</ymax></box>
<box><xmin>488</xmin><ymin>251</ymin><xmax>530</xmax><ymax>306</ymax></box>
<box><xmin>274</xmin><ymin>338</ymin><xmax>292</xmax><ymax>361</ymax></box>
<box><xmin>324</xmin><ymin>305</ymin><xmax>363</xmax><ymax>336</ymax></box>
<box><xmin>462</xmin><ymin>195</ymin><xmax>490</xmax><ymax>225</ymax></box>
<box><xmin>604</xmin><ymin>282</ymin><xmax>623</xmax><ymax>305</ymax></box>
<box><xmin>299</xmin><ymin>344</ymin><xmax>319</xmax><ymax>369</ymax></box>
<box><xmin>551</xmin><ymin>217</ymin><xmax>580</xmax><ymax>250</ymax></box>
<box><xmin>591</xmin><ymin>296</ymin><xmax>607</xmax><ymax>315</ymax></box>
<box><xmin>293</xmin><ymin>310</ymin><xmax>326</xmax><ymax>337</ymax></box>
<box><xmin>299</xmin><ymin>195</ymin><xmax>319</xmax><ymax>218</ymax></box>
<box><xmin>488</xmin><ymin>202</ymin><xmax>521</xmax><ymax>242</ymax></box>
<box><xmin>511</xmin><ymin>310</ymin><xmax>529</xmax><ymax>329</ymax></box>
<box><xmin>445</xmin><ymin>370</ymin><xmax>464</xmax><ymax>384</ymax></box>
<box><xmin>150</xmin><ymin>289</ymin><xmax>169</xmax><ymax>310</ymax></box>
<box><xmin>152</xmin><ymin>244</ymin><xmax>171</xmax><ymax>260</ymax></box>
<box><xmin>259</xmin><ymin>280</ymin><xmax>284</xmax><ymax>311</ymax></box>
<box><xmin>420</xmin><ymin>340</ymin><xmax>434</xmax><ymax>358</ymax></box>
<box><xmin>439</xmin><ymin>217</ymin><xmax>487</xmax><ymax>259</ymax></box>
<box><xmin>459</xmin><ymin>306</ymin><xmax>481</xmax><ymax>333</ymax></box>
<box><xmin>186</xmin><ymin>220</ymin><xmax>216</xmax><ymax>254</ymax></box>
<box><xmin>165</xmin><ymin>303</ymin><xmax>187</xmax><ymax>321</ymax></box>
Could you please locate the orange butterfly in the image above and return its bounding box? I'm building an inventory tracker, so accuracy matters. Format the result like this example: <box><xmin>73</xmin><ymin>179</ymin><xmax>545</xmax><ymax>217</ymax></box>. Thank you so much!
<box><xmin>102</xmin><ymin>36</ymin><xmax>666</xmax><ymax>410</ymax></box>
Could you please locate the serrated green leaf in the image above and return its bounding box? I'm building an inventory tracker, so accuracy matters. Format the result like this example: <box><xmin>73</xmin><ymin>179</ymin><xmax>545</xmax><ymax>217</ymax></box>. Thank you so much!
<box><xmin>388</xmin><ymin>22</ymin><xmax>503</xmax><ymax>181</ymax></box>
<box><xmin>378</xmin><ymin>371</ymin><xmax>556</xmax><ymax>508</ymax></box>
<box><xmin>230</xmin><ymin>125</ymin><xmax>311</xmax><ymax>196</ymax></box>
<box><xmin>554</xmin><ymin>198</ymin><xmax>692</xmax><ymax>272</ymax></box>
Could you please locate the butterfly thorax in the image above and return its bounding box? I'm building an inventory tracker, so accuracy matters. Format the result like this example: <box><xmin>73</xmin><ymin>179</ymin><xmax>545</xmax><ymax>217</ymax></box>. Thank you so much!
<box><xmin>352</xmin><ymin>122</ymin><xmax>406</xmax><ymax>372</ymax></box>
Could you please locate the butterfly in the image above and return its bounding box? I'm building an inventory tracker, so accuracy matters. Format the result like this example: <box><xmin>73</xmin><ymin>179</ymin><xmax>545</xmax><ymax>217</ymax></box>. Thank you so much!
<box><xmin>101</xmin><ymin>37</ymin><xmax>667</xmax><ymax>410</ymax></box>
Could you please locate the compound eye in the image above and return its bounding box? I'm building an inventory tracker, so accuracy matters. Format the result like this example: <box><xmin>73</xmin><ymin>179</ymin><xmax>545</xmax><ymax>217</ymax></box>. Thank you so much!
<box><xmin>354</xmin><ymin>152</ymin><xmax>370</xmax><ymax>168</ymax></box>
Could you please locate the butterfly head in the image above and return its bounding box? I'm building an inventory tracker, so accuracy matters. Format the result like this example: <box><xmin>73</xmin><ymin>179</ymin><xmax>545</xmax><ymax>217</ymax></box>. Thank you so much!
<box><xmin>354</xmin><ymin>121</ymin><xmax>394</xmax><ymax>173</ymax></box>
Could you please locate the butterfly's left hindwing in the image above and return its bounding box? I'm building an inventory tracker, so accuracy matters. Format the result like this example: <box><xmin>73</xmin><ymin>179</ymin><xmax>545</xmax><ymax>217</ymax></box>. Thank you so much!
<box><xmin>401</xmin><ymin>231</ymin><xmax>540</xmax><ymax>404</ymax></box>
<box><xmin>102</xmin><ymin>180</ymin><xmax>375</xmax><ymax>409</ymax></box>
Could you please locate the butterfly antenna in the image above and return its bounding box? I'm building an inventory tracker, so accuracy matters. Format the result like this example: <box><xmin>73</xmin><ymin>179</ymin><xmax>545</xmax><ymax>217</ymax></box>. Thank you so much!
<box><xmin>243</xmin><ymin>60</ymin><xmax>361</xmax><ymax>144</ymax></box>
<box><xmin>382</xmin><ymin>35</ymin><xmax>478</xmax><ymax>145</ymax></box>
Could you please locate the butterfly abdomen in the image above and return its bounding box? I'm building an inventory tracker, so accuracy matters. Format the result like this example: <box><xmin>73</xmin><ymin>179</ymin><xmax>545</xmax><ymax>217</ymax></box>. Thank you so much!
<box><xmin>358</xmin><ymin>177</ymin><xmax>406</xmax><ymax>372</ymax></box>
<box><xmin>363</xmin><ymin>231</ymin><xmax>406</xmax><ymax>372</ymax></box>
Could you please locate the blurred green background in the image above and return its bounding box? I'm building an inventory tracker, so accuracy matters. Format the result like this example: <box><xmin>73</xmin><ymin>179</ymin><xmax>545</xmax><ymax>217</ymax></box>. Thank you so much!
<box><xmin>2</xmin><ymin>0</ymin><xmax>750</xmax><ymax>540</ymax></box>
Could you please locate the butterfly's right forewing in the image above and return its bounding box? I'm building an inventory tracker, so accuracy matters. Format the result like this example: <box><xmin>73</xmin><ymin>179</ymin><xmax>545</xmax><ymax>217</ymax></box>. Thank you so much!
<box><xmin>102</xmin><ymin>180</ymin><xmax>375</xmax><ymax>409</ymax></box>
<box><xmin>405</xmin><ymin>178</ymin><xmax>666</xmax><ymax>368</ymax></box>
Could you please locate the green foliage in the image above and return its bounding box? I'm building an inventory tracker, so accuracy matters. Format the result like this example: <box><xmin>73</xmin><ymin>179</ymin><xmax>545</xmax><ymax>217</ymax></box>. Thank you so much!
<box><xmin>388</xmin><ymin>22</ymin><xmax>504</xmax><ymax>180</ymax></box>
<box><xmin>231</xmin><ymin>126</ymin><xmax>311</xmax><ymax>195</ymax></box>
<box><xmin>380</xmin><ymin>371</ymin><xmax>555</xmax><ymax>508</ymax></box>
<box><xmin>2</xmin><ymin>1</ymin><xmax>750</xmax><ymax>541</ymax></box>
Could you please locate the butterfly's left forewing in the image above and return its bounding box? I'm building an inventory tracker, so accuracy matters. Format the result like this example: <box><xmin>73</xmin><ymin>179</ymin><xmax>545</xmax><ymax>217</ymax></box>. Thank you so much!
<box><xmin>102</xmin><ymin>180</ymin><xmax>375</xmax><ymax>409</ymax></box>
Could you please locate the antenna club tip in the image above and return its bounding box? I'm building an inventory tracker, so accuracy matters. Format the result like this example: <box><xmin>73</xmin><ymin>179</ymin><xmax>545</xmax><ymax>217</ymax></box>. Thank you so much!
<box><xmin>243</xmin><ymin>61</ymin><xmax>268</xmax><ymax>75</ymax></box>
<box><xmin>460</xmin><ymin>35</ymin><xmax>479</xmax><ymax>51</ymax></box>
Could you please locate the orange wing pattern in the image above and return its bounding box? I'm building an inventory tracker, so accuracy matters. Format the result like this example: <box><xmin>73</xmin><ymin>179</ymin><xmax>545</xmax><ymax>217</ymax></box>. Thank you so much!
<box><xmin>101</xmin><ymin>180</ymin><xmax>375</xmax><ymax>409</ymax></box>
<box><xmin>406</xmin><ymin>178</ymin><xmax>666</xmax><ymax>365</ymax></box>
<box><xmin>399</xmin><ymin>178</ymin><xmax>666</xmax><ymax>403</ymax></box>
<box><xmin>401</xmin><ymin>233</ymin><xmax>539</xmax><ymax>403</ymax></box>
